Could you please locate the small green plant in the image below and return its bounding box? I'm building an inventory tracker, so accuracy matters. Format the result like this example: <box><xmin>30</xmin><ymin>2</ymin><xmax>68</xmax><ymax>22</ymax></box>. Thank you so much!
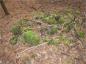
<box><xmin>17</xmin><ymin>19</ymin><xmax>29</xmax><ymax>27</ymax></box>
<box><xmin>43</xmin><ymin>36</ymin><xmax>49</xmax><ymax>42</ymax></box>
<box><xmin>10</xmin><ymin>19</ymin><xmax>29</xmax><ymax>45</ymax></box>
<box><xmin>10</xmin><ymin>35</ymin><xmax>18</xmax><ymax>45</ymax></box>
<box><xmin>23</xmin><ymin>31</ymin><xmax>40</xmax><ymax>45</ymax></box>
<box><xmin>64</xmin><ymin>21</ymin><xmax>75</xmax><ymax>32</ymax></box>
<box><xmin>42</xmin><ymin>15</ymin><xmax>57</xmax><ymax>24</ymax></box>
<box><xmin>47</xmin><ymin>25</ymin><xmax>58</xmax><ymax>35</ymax></box>
<box><xmin>58</xmin><ymin>13</ymin><xmax>73</xmax><ymax>25</ymax></box>
<box><xmin>34</xmin><ymin>9</ymin><xmax>75</xmax><ymax>25</ymax></box>
<box><xmin>47</xmin><ymin>39</ymin><xmax>60</xmax><ymax>46</ymax></box>
<box><xmin>77</xmin><ymin>31</ymin><xmax>85</xmax><ymax>38</ymax></box>
<box><xmin>34</xmin><ymin>11</ymin><xmax>61</xmax><ymax>24</ymax></box>
<box><xmin>59</xmin><ymin>35</ymin><xmax>73</xmax><ymax>45</ymax></box>
<box><xmin>11</xmin><ymin>25</ymin><xmax>22</xmax><ymax>35</ymax></box>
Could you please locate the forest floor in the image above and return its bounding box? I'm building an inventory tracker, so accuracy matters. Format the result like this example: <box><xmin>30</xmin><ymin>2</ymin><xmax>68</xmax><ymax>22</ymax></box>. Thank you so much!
<box><xmin>0</xmin><ymin>0</ymin><xmax>86</xmax><ymax>64</ymax></box>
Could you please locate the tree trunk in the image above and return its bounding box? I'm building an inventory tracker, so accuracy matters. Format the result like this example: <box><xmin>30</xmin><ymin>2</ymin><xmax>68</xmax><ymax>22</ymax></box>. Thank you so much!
<box><xmin>0</xmin><ymin>0</ymin><xmax>9</xmax><ymax>15</ymax></box>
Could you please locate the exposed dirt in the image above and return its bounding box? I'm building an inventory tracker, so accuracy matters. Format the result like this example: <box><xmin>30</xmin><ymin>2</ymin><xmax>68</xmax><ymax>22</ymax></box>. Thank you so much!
<box><xmin>0</xmin><ymin>0</ymin><xmax>86</xmax><ymax>64</ymax></box>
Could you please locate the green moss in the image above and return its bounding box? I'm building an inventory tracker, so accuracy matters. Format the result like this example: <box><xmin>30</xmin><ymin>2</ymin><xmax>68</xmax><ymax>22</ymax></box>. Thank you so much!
<box><xmin>23</xmin><ymin>31</ymin><xmax>40</xmax><ymax>45</ymax></box>
<box><xmin>77</xmin><ymin>31</ymin><xmax>85</xmax><ymax>38</ymax></box>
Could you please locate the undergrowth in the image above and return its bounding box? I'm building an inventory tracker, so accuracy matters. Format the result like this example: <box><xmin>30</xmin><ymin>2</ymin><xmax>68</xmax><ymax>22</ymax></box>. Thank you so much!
<box><xmin>10</xmin><ymin>8</ymin><xmax>85</xmax><ymax>46</ymax></box>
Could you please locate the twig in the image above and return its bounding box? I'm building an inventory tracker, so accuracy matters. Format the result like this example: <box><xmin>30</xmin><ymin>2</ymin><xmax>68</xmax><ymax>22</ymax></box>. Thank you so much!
<box><xmin>16</xmin><ymin>42</ymin><xmax>48</xmax><ymax>58</ymax></box>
